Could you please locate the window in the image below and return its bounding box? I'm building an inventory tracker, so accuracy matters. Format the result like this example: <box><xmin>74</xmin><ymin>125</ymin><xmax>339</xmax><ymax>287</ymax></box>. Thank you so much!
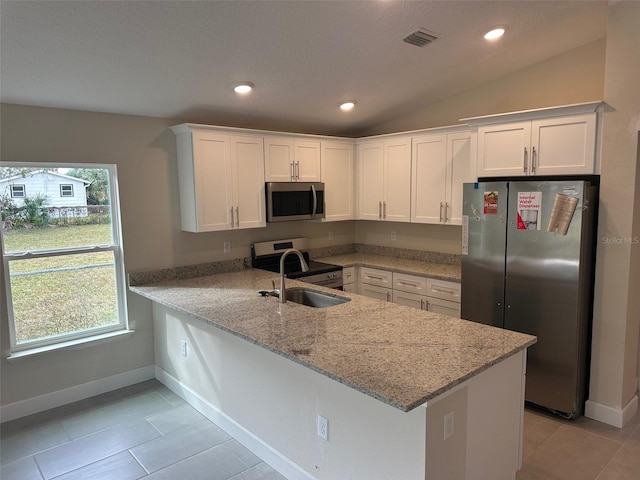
<box><xmin>1</xmin><ymin>164</ymin><xmax>129</xmax><ymax>355</ymax></box>
<box><xmin>10</xmin><ymin>184</ymin><xmax>25</xmax><ymax>198</ymax></box>
<box><xmin>60</xmin><ymin>184</ymin><xmax>74</xmax><ymax>197</ymax></box>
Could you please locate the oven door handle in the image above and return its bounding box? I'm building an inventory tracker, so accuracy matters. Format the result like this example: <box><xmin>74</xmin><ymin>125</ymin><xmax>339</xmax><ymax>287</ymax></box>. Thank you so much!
<box><xmin>311</xmin><ymin>184</ymin><xmax>318</xmax><ymax>219</ymax></box>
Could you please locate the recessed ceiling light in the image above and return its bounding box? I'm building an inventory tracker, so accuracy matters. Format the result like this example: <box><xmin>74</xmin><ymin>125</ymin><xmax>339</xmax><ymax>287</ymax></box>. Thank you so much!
<box><xmin>340</xmin><ymin>101</ymin><xmax>356</xmax><ymax>111</ymax></box>
<box><xmin>484</xmin><ymin>26</ymin><xmax>506</xmax><ymax>41</ymax></box>
<box><xmin>233</xmin><ymin>82</ymin><xmax>254</xmax><ymax>94</ymax></box>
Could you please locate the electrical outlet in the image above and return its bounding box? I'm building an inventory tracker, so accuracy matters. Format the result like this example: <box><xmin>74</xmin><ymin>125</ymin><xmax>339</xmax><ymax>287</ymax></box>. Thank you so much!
<box><xmin>444</xmin><ymin>411</ymin><xmax>454</xmax><ymax>440</ymax></box>
<box><xmin>180</xmin><ymin>340</ymin><xmax>188</xmax><ymax>357</ymax></box>
<box><xmin>317</xmin><ymin>415</ymin><xmax>328</xmax><ymax>441</ymax></box>
<box><xmin>328</xmin><ymin>231</ymin><xmax>334</xmax><ymax>241</ymax></box>
<box><xmin>391</xmin><ymin>231</ymin><xmax>397</xmax><ymax>241</ymax></box>
<box><xmin>223</xmin><ymin>241</ymin><xmax>231</xmax><ymax>253</ymax></box>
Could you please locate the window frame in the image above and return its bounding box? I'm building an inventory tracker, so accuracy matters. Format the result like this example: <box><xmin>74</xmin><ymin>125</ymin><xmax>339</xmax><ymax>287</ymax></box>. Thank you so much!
<box><xmin>60</xmin><ymin>183</ymin><xmax>74</xmax><ymax>197</ymax></box>
<box><xmin>10</xmin><ymin>184</ymin><xmax>25</xmax><ymax>198</ymax></box>
<box><xmin>1</xmin><ymin>163</ymin><xmax>129</xmax><ymax>355</ymax></box>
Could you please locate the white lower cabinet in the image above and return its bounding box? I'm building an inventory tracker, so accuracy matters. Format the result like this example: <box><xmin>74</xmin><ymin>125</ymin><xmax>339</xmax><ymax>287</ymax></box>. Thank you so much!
<box><xmin>426</xmin><ymin>297</ymin><xmax>461</xmax><ymax>318</ymax></box>
<box><xmin>393</xmin><ymin>272</ymin><xmax>461</xmax><ymax>318</ymax></box>
<box><xmin>342</xmin><ymin>266</ymin><xmax>357</xmax><ymax>293</ymax></box>
<box><xmin>359</xmin><ymin>267</ymin><xmax>393</xmax><ymax>302</ymax></box>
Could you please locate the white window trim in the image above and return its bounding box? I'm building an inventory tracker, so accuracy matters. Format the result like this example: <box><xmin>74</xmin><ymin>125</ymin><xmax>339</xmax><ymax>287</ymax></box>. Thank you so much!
<box><xmin>60</xmin><ymin>184</ymin><xmax>74</xmax><ymax>197</ymax></box>
<box><xmin>10</xmin><ymin>184</ymin><xmax>25</xmax><ymax>198</ymax></box>
<box><xmin>1</xmin><ymin>162</ymin><xmax>129</xmax><ymax>355</ymax></box>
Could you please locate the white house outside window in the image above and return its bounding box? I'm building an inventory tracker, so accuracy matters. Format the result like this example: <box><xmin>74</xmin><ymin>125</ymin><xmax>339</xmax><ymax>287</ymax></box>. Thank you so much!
<box><xmin>0</xmin><ymin>164</ymin><xmax>129</xmax><ymax>356</ymax></box>
<box><xmin>10</xmin><ymin>184</ymin><xmax>25</xmax><ymax>198</ymax></box>
<box><xmin>60</xmin><ymin>184</ymin><xmax>74</xmax><ymax>197</ymax></box>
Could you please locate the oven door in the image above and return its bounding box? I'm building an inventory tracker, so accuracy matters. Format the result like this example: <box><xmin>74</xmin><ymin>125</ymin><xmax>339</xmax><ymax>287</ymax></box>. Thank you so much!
<box><xmin>266</xmin><ymin>182</ymin><xmax>325</xmax><ymax>222</ymax></box>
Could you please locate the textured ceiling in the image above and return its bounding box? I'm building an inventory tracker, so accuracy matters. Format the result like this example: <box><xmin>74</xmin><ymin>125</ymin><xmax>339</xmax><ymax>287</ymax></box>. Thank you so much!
<box><xmin>0</xmin><ymin>1</ymin><xmax>608</xmax><ymax>136</ymax></box>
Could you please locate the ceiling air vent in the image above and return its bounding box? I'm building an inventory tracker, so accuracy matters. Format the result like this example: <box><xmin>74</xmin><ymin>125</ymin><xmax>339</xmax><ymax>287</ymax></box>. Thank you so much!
<box><xmin>402</xmin><ymin>28</ymin><xmax>440</xmax><ymax>47</ymax></box>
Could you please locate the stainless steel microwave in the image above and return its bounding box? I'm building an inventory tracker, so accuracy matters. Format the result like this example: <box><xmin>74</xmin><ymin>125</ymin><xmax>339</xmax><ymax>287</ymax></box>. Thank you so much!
<box><xmin>265</xmin><ymin>182</ymin><xmax>325</xmax><ymax>222</ymax></box>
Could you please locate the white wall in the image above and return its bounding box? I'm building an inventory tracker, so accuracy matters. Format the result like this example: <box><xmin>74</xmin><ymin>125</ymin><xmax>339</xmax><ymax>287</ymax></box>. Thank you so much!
<box><xmin>585</xmin><ymin>0</ymin><xmax>640</xmax><ymax>427</ymax></box>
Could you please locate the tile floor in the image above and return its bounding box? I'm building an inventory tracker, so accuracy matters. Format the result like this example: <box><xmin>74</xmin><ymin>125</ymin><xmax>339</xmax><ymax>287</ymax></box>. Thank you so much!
<box><xmin>0</xmin><ymin>380</ymin><xmax>285</xmax><ymax>480</ymax></box>
<box><xmin>1</xmin><ymin>379</ymin><xmax>639</xmax><ymax>480</ymax></box>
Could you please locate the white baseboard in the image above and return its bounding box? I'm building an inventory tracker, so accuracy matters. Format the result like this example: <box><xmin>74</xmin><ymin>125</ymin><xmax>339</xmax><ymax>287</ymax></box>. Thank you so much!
<box><xmin>0</xmin><ymin>365</ymin><xmax>155</xmax><ymax>423</ymax></box>
<box><xmin>155</xmin><ymin>365</ymin><xmax>315</xmax><ymax>480</ymax></box>
<box><xmin>585</xmin><ymin>394</ymin><xmax>639</xmax><ymax>428</ymax></box>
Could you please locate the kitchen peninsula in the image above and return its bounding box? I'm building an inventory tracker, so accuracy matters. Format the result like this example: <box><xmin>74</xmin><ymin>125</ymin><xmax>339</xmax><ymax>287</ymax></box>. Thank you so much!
<box><xmin>130</xmin><ymin>267</ymin><xmax>535</xmax><ymax>480</ymax></box>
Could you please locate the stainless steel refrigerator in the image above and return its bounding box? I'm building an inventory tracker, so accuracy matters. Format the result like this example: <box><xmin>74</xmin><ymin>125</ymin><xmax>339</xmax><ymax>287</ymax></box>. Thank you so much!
<box><xmin>461</xmin><ymin>178</ymin><xmax>598</xmax><ymax>418</ymax></box>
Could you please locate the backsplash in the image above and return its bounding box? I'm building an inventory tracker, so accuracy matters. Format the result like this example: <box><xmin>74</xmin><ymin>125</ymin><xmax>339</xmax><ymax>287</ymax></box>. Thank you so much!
<box><xmin>129</xmin><ymin>243</ymin><xmax>460</xmax><ymax>286</ymax></box>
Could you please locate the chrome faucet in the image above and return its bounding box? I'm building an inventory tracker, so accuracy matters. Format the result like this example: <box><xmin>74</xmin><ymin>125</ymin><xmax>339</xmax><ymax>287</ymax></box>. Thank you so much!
<box><xmin>279</xmin><ymin>248</ymin><xmax>309</xmax><ymax>304</ymax></box>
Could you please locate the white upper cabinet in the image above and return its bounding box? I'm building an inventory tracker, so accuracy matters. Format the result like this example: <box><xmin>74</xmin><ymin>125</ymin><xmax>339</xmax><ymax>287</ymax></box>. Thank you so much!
<box><xmin>357</xmin><ymin>137</ymin><xmax>411</xmax><ymax>222</ymax></box>
<box><xmin>264</xmin><ymin>137</ymin><xmax>321</xmax><ymax>182</ymax></box>
<box><xmin>411</xmin><ymin>130</ymin><xmax>472</xmax><ymax>225</ymax></box>
<box><xmin>171</xmin><ymin>125</ymin><xmax>265</xmax><ymax>232</ymax></box>
<box><xmin>466</xmin><ymin>102</ymin><xmax>601</xmax><ymax>178</ymax></box>
<box><xmin>321</xmin><ymin>141</ymin><xmax>355</xmax><ymax>222</ymax></box>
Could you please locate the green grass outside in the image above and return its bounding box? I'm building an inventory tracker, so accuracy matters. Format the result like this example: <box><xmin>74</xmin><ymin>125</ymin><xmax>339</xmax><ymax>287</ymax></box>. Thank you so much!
<box><xmin>2</xmin><ymin>224</ymin><xmax>121</xmax><ymax>344</ymax></box>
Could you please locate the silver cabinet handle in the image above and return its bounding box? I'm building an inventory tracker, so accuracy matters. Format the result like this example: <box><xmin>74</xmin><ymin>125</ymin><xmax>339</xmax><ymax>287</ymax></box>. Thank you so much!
<box><xmin>420</xmin><ymin>299</ymin><xmax>425</xmax><ymax>310</ymax></box>
<box><xmin>398</xmin><ymin>281</ymin><xmax>419</xmax><ymax>287</ymax></box>
<box><xmin>439</xmin><ymin>202</ymin><xmax>444</xmax><ymax>222</ymax></box>
<box><xmin>444</xmin><ymin>202</ymin><xmax>449</xmax><ymax>223</ymax></box>
<box><xmin>295</xmin><ymin>161</ymin><xmax>300</xmax><ymax>180</ymax></box>
<box><xmin>235</xmin><ymin>207</ymin><xmax>239</xmax><ymax>227</ymax></box>
<box><xmin>532</xmin><ymin>146</ymin><xmax>537</xmax><ymax>173</ymax></box>
<box><xmin>290</xmin><ymin>161</ymin><xmax>295</xmax><ymax>181</ymax></box>
<box><xmin>378</xmin><ymin>201</ymin><xmax>382</xmax><ymax>220</ymax></box>
<box><xmin>383</xmin><ymin>201</ymin><xmax>387</xmax><ymax>219</ymax></box>
<box><xmin>523</xmin><ymin>147</ymin><xmax>528</xmax><ymax>174</ymax></box>
<box><xmin>426</xmin><ymin>300</ymin><xmax>430</xmax><ymax>311</ymax></box>
<box><xmin>367</xmin><ymin>275</ymin><xmax>383</xmax><ymax>281</ymax></box>
<box><xmin>230</xmin><ymin>207</ymin><xmax>234</xmax><ymax>227</ymax></box>
<box><xmin>386</xmin><ymin>291</ymin><xmax>390</xmax><ymax>302</ymax></box>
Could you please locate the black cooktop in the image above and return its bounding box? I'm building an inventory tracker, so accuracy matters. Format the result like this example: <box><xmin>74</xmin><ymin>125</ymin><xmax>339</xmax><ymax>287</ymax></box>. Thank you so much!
<box><xmin>251</xmin><ymin>252</ymin><xmax>341</xmax><ymax>278</ymax></box>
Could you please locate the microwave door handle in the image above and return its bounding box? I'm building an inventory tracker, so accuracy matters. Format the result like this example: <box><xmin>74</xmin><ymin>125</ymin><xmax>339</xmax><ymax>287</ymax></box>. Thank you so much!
<box><xmin>311</xmin><ymin>184</ymin><xmax>317</xmax><ymax>218</ymax></box>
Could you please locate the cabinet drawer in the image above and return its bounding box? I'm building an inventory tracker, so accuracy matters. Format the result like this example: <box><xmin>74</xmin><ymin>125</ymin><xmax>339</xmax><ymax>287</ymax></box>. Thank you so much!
<box><xmin>425</xmin><ymin>279</ymin><xmax>461</xmax><ymax>302</ymax></box>
<box><xmin>427</xmin><ymin>297</ymin><xmax>461</xmax><ymax>318</ymax></box>
<box><xmin>343</xmin><ymin>266</ymin><xmax>356</xmax><ymax>285</ymax></box>
<box><xmin>359</xmin><ymin>267</ymin><xmax>393</xmax><ymax>288</ymax></box>
<box><xmin>393</xmin><ymin>272</ymin><xmax>427</xmax><ymax>295</ymax></box>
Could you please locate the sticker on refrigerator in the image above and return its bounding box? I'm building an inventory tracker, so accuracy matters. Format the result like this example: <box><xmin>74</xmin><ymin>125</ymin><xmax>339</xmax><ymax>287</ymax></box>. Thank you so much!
<box><xmin>547</xmin><ymin>193</ymin><xmax>579</xmax><ymax>235</ymax></box>
<box><xmin>462</xmin><ymin>215</ymin><xmax>469</xmax><ymax>255</ymax></box>
<box><xmin>516</xmin><ymin>192</ymin><xmax>542</xmax><ymax>230</ymax></box>
<box><xmin>483</xmin><ymin>191</ymin><xmax>499</xmax><ymax>215</ymax></box>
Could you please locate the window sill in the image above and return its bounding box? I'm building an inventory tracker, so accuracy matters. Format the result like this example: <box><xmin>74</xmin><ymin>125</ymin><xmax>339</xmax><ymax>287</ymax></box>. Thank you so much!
<box><xmin>6</xmin><ymin>329</ymin><xmax>135</xmax><ymax>363</ymax></box>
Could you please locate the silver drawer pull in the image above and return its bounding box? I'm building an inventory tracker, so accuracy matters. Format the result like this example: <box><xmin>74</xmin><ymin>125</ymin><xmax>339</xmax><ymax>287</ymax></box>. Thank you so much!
<box><xmin>398</xmin><ymin>281</ymin><xmax>419</xmax><ymax>287</ymax></box>
<box><xmin>367</xmin><ymin>275</ymin><xmax>383</xmax><ymax>281</ymax></box>
<box><xmin>432</xmin><ymin>286</ymin><xmax>458</xmax><ymax>294</ymax></box>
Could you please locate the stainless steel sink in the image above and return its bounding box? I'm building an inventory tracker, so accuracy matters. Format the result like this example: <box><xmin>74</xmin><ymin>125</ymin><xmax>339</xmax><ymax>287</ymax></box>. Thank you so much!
<box><xmin>285</xmin><ymin>287</ymin><xmax>350</xmax><ymax>308</ymax></box>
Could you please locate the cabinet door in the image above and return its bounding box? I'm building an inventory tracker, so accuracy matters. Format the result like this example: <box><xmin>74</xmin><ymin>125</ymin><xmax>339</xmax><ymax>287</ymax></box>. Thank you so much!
<box><xmin>322</xmin><ymin>141</ymin><xmax>355</xmax><ymax>221</ymax></box>
<box><xmin>531</xmin><ymin>113</ymin><xmax>596</xmax><ymax>175</ymax></box>
<box><xmin>427</xmin><ymin>297</ymin><xmax>461</xmax><ymax>318</ymax></box>
<box><xmin>357</xmin><ymin>142</ymin><xmax>385</xmax><ymax>220</ymax></box>
<box><xmin>359</xmin><ymin>283</ymin><xmax>392</xmax><ymax>302</ymax></box>
<box><xmin>343</xmin><ymin>283</ymin><xmax>358</xmax><ymax>294</ymax></box>
<box><xmin>230</xmin><ymin>135</ymin><xmax>266</xmax><ymax>229</ymax></box>
<box><xmin>384</xmin><ymin>139</ymin><xmax>412</xmax><ymax>222</ymax></box>
<box><xmin>342</xmin><ymin>266</ymin><xmax>357</xmax><ymax>286</ymax></box>
<box><xmin>295</xmin><ymin>140</ymin><xmax>321</xmax><ymax>182</ymax></box>
<box><xmin>264</xmin><ymin>137</ymin><xmax>294</xmax><ymax>181</ymax></box>
<box><xmin>446</xmin><ymin>132</ymin><xmax>472</xmax><ymax>225</ymax></box>
<box><xmin>411</xmin><ymin>134</ymin><xmax>447</xmax><ymax>224</ymax></box>
<box><xmin>191</xmin><ymin>131</ymin><xmax>233</xmax><ymax>232</ymax></box>
<box><xmin>477</xmin><ymin>122</ymin><xmax>531</xmax><ymax>177</ymax></box>
<box><xmin>393</xmin><ymin>290</ymin><xmax>427</xmax><ymax>310</ymax></box>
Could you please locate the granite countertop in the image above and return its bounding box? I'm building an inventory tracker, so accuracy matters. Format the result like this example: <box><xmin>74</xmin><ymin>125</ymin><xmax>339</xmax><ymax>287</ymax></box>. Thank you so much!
<box><xmin>314</xmin><ymin>253</ymin><xmax>461</xmax><ymax>282</ymax></box>
<box><xmin>130</xmin><ymin>268</ymin><xmax>535</xmax><ymax>412</ymax></box>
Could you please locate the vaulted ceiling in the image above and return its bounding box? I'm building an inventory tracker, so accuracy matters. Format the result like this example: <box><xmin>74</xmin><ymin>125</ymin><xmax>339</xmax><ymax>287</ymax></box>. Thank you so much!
<box><xmin>0</xmin><ymin>1</ymin><xmax>608</xmax><ymax>136</ymax></box>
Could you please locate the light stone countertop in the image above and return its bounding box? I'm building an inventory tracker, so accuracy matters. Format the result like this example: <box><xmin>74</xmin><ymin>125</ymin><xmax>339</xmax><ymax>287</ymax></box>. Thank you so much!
<box><xmin>131</xmin><ymin>268</ymin><xmax>535</xmax><ymax>412</ymax></box>
<box><xmin>314</xmin><ymin>253</ymin><xmax>461</xmax><ymax>282</ymax></box>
